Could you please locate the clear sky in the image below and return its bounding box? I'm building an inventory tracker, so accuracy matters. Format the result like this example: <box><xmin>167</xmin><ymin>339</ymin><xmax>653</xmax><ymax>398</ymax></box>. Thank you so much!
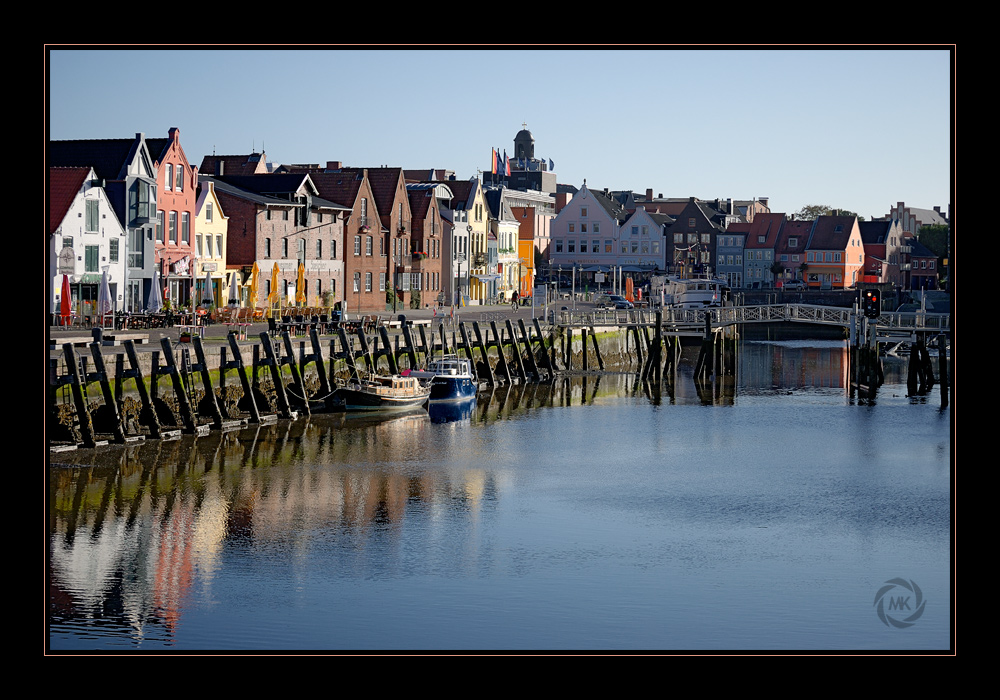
<box><xmin>47</xmin><ymin>47</ymin><xmax>953</xmax><ymax>221</ymax></box>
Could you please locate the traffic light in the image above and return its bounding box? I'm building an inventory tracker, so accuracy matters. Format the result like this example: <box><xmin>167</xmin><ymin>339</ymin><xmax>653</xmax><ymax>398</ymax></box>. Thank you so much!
<box><xmin>863</xmin><ymin>289</ymin><xmax>880</xmax><ymax>318</ymax></box>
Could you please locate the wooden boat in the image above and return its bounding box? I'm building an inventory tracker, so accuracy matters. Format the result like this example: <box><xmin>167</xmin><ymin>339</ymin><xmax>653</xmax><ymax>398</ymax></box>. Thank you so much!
<box><xmin>329</xmin><ymin>373</ymin><xmax>431</xmax><ymax>412</ymax></box>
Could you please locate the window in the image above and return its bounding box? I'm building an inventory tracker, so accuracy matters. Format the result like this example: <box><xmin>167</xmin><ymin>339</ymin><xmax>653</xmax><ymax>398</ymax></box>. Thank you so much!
<box><xmin>181</xmin><ymin>212</ymin><xmax>190</xmax><ymax>244</ymax></box>
<box><xmin>580</xmin><ymin>240</ymin><xmax>588</xmax><ymax>253</ymax></box>
<box><xmin>379</xmin><ymin>272</ymin><xmax>386</xmax><ymax>291</ymax></box>
<box><xmin>641</xmin><ymin>241</ymin><xmax>649</xmax><ymax>254</ymax></box>
<box><xmin>652</xmin><ymin>241</ymin><xmax>660</xmax><ymax>254</ymax></box>
<box><xmin>568</xmin><ymin>240</ymin><xmax>575</xmax><ymax>253</ymax></box>
<box><xmin>555</xmin><ymin>240</ymin><xmax>563</xmax><ymax>253</ymax></box>
<box><xmin>605</xmin><ymin>240</ymin><xmax>613</xmax><ymax>253</ymax></box>
<box><xmin>175</xmin><ymin>165</ymin><xmax>183</xmax><ymax>191</ymax></box>
<box><xmin>593</xmin><ymin>223</ymin><xmax>600</xmax><ymax>234</ymax></box>
<box><xmin>156</xmin><ymin>211</ymin><xmax>164</xmax><ymax>242</ymax></box>
<box><xmin>331</xmin><ymin>240</ymin><xmax>337</xmax><ymax>258</ymax></box>
<box><xmin>641</xmin><ymin>226</ymin><xmax>647</xmax><ymax>236</ymax></box>
<box><xmin>365</xmin><ymin>272</ymin><xmax>372</xmax><ymax>292</ymax></box>
<box><xmin>282</xmin><ymin>239</ymin><xmax>289</xmax><ymax>258</ymax></box>
<box><xmin>758</xmin><ymin>235</ymin><xmax>766</xmax><ymax>243</ymax></box>
<box><xmin>354</xmin><ymin>236</ymin><xmax>361</xmax><ymax>255</ymax></box>
<box><xmin>631</xmin><ymin>226</ymin><xmax>638</xmax><ymax>236</ymax></box>
<box><xmin>568</xmin><ymin>223</ymin><xmax>575</xmax><ymax>233</ymax></box>
<box><xmin>165</xmin><ymin>164</ymin><xmax>173</xmax><ymax>190</ymax></box>
<box><xmin>789</xmin><ymin>237</ymin><xmax>797</xmax><ymax>247</ymax></box>
<box><xmin>206</xmin><ymin>202</ymin><xmax>213</xmax><ymax>222</ymax></box>
<box><xmin>674</xmin><ymin>234</ymin><xmax>683</xmax><ymax>244</ymax></box>
<box><xmin>702</xmin><ymin>234</ymin><xmax>710</xmax><ymax>244</ymax></box>
<box><xmin>366</xmin><ymin>236</ymin><xmax>373</xmax><ymax>256</ymax></box>
<box><xmin>581</xmin><ymin>207</ymin><xmax>588</xmax><ymax>217</ymax></box>
<box><xmin>169</xmin><ymin>212</ymin><xmax>177</xmax><ymax>243</ymax></box>
<box><xmin>317</xmin><ymin>240</ymin><xmax>323</xmax><ymax>258</ymax></box>
<box><xmin>109</xmin><ymin>238</ymin><xmax>119</xmax><ymax>263</ymax></box>
<box><xmin>688</xmin><ymin>218</ymin><xmax>696</xmax><ymax>228</ymax></box>
<box><xmin>85</xmin><ymin>245</ymin><xmax>99</xmax><ymax>272</ymax></box>
<box><xmin>283</xmin><ymin>210</ymin><xmax>289</xmax><ymax>221</ymax></box>
<box><xmin>353</xmin><ymin>272</ymin><xmax>360</xmax><ymax>292</ymax></box>
<box><xmin>85</xmin><ymin>200</ymin><xmax>99</xmax><ymax>232</ymax></box>
<box><xmin>631</xmin><ymin>241</ymin><xmax>639</xmax><ymax>254</ymax></box>
<box><xmin>216</xmin><ymin>235</ymin><xmax>222</xmax><ymax>258</ymax></box>
<box><xmin>592</xmin><ymin>239</ymin><xmax>599</xmax><ymax>253</ymax></box>
<box><xmin>581</xmin><ymin>224</ymin><xmax>587</xmax><ymax>233</ymax></box>
<box><xmin>265</xmin><ymin>238</ymin><xmax>271</xmax><ymax>257</ymax></box>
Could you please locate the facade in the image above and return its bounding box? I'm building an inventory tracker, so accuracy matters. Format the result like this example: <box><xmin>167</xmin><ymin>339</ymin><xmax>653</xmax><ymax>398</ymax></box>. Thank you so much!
<box><xmin>49</xmin><ymin>167</ymin><xmax>126</xmax><ymax>320</ymax></box>
<box><xmin>906</xmin><ymin>236</ymin><xmax>939</xmax><ymax>290</ymax></box>
<box><xmin>617</xmin><ymin>207</ymin><xmax>668</xmax><ymax>274</ymax></box>
<box><xmin>148</xmin><ymin>128</ymin><xmax>198</xmax><ymax>307</ymax></box>
<box><xmin>193</xmin><ymin>179</ymin><xmax>233</xmax><ymax>307</ymax></box>
<box><xmin>884</xmin><ymin>201</ymin><xmax>949</xmax><ymax>236</ymax></box>
<box><xmin>776</xmin><ymin>219</ymin><xmax>813</xmax><ymax>285</ymax></box>
<box><xmin>204</xmin><ymin>174</ymin><xmax>348</xmax><ymax>310</ymax></box>
<box><xmin>858</xmin><ymin>219</ymin><xmax>904</xmax><ymax>286</ymax></box>
<box><xmin>406</xmin><ymin>182</ymin><xmax>446</xmax><ymax>308</ymax></box>
<box><xmin>440</xmin><ymin>178</ymin><xmax>490</xmax><ymax>304</ymax></box>
<box><xmin>549</xmin><ymin>184</ymin><xmax>626</xmax><ymax>273</ymax></box>
<box><xmin>511</xmin><ymin>206</ymin><xmax>541</xmax><ymax>299</ymax></box>
<box><xmin>717</xmin><ymin>223</ymin><xmax>747</xmax><ymax>288</ymax></box>
<box><xmin>307</xmin><ymin>169</ymin><xmax>385</xmax><ymax>314</ymax></box>
<box><xmin>742</xmin><ymin>213</ymin><xmax>786</xmax><ymax>288</ymax></box>
<box><xmin>484</xmin><ymin>188</ymin><xmax>522</xmax><ymax>302</ymax></box>
<box><xmin>803</xmin><ymin>215</ymin><xmax>865</xmax><ymax>289</ymax></box>
<box><xmin>50</xmin><ymin>134</ymin><xmax>160</xmax><ymax>312</ymax></box>
<box><xmin>666</xmin><ymin>198</ymin><xmax>726</xmax><ymax>277</ymax></box>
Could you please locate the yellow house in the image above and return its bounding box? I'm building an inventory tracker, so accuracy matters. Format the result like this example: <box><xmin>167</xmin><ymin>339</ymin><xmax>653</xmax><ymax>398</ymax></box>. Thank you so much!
<box><xmin>194</xmin><ymin>179</ymin><xmax>236</xmax><ymax>306</ymax></box>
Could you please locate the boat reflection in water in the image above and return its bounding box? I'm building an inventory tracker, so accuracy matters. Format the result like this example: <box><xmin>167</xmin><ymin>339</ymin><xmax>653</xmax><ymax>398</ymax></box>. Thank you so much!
<box><xmin>428</xmin><ymin>396</ymin><xmax>476</xmax><ymax>423</ymax></box>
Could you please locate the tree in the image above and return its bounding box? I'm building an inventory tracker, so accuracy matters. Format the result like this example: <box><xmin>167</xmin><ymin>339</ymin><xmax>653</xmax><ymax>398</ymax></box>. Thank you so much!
<box><xmin>917</xmin><ymin>224</ymin><xmax>950</xmax><ymax>260</ymax></box>
<box><xmin>793</xmin><ymin>205</ymin><xmax>865</xmax><ymax>221</ymax></box>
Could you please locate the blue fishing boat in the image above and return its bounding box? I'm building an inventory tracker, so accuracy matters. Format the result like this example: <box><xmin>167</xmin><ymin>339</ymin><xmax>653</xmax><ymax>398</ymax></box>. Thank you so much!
<box><xmin>409</xmin><ymin>355</ymin><xmax>478</xmax><ymax>402</ymax></box>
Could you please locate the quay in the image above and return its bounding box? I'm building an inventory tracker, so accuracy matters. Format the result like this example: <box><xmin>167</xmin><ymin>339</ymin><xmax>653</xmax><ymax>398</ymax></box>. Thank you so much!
<box><xmin>48</xmin><ymin>300</ymin><xmax>951</xmax><ymax>452</ymax></box>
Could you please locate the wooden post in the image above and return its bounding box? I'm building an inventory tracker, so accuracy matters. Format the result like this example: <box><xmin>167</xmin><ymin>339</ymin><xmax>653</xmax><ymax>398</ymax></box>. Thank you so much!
<box><xmin>192</xmin><ymin>336</ymin><xmax>224</xmax><ymax>428</ymax></box>
<box><xmin>472</xmin><ymin>322</ymin><xmax>495</xmax><ymax>387</ymax></box>
<box><xmin>378</xmin><ymin>326</ymin><xmax>399</xmax><ymax>374</ymax></box>
<box><xmin>227</xmin><ymin>333</ymin><xmax>261</xmax><ymax>423</ymax></box>
<box><xmin>281</xmin><ymin>331</ymin><xmax>310</xmax><ymax>415</ymax></box>
<box><xmin>581</xmin><ymin>328</ymin><xmax>589</xmax><ymax>372</ymax></box>
<box><xmin>517</xmin><ymin>319</ymin><xmax>541</xmax><ymax>381</ymax></box>
<box><xmin>458</xmin><ymin>322</ymin><xmax>479</xmax><ymax>382</ymax></box>
<box><xmin>490</xmin><ymin>321</ymin><xmax>512</xmax><ymax>384</ymax></box>
<box><xmin>505</xmin><ymin>319</ymin><xmax>528</xmax><ymax>381</ymax></box>
<box><xmin>589</xmin><ymin>326</ymin><xmax>604</xmax><ymax>371</ymax></box>
<box><xmin>158</xmin><ymin>337</ymin><xmax>197</xmax><ymax>433</ymax></box>
<box><xmin>258</xmin><ymin>331</ymin><xmax>296</xmax><ymax>419</ymax></box>
<box><xmin>62</xmin><ymin>343</ymin><xmax>96</xmax><ymax>448</ymax></box>
<box><xmin>400</xmin><ymin>323</ymin><xmax>419</xmax><ymax>371</ymax></box>
<box><xmin>88</xmin><ymin>342</ymin><xmax>126</xmax><ymax>443</ymax></box>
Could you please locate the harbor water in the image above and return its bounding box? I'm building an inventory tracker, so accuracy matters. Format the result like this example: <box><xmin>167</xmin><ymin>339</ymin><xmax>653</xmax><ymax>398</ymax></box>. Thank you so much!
<box><xmin>47</xmin><ymin>340</ymin><xmax>953</xmax><ymax>652</ymax></box>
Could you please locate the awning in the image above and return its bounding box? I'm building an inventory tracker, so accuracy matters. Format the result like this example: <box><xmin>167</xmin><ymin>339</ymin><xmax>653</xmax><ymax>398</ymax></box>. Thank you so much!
<box><xmin>471</xmin><ymin>274</ymin><xmax>501</xmax><ymax>280</ymax></box>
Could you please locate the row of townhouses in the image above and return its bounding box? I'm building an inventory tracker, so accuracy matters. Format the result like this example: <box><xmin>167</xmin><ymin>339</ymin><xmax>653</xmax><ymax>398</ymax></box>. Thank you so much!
<box><xmin>48</xmin><ymin>125</ymin><xmax>946</xmax><ymax>321</ymax></box>
<box><xmin>547</xmin><ymin>185</ymin><xmax>944</xmax><ymax>291</ymax></box>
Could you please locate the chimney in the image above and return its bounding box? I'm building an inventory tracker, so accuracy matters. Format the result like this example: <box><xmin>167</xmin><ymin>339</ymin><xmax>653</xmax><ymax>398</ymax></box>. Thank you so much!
<box><xmin>216</xmin><ymin>160</ymin><xmax>224</xmax><ymax>176</ymax></box>
<box><xmin>646</xmin><ymin>188</ymin><xmax>653</xmax><ymax>200</ymax></box>
<box><xmin>327</xmin><ymin>161</ymin><xmax>343</xmax><ymax>171</ymax></box>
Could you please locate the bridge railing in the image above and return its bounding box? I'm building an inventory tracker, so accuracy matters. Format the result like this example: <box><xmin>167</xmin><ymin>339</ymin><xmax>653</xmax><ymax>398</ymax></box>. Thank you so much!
<box><xmin>549</xmin><ymin>304</ymin><xmax>950</xmax><ymax>333</ymax></box>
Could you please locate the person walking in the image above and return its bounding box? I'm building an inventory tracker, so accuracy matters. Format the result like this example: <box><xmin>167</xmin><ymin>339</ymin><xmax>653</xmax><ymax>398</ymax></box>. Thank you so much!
<box><xmin>511</xmin><ymin>290</ymin><xmax>519</xmax><ymax>312</ymax></box>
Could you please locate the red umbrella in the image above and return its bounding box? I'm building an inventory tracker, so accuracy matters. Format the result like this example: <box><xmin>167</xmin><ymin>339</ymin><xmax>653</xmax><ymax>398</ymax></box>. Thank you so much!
<box><xmin>60</xmin><ymin>274</ymin><xmax>71</xmax><ymax>326</ymax></box>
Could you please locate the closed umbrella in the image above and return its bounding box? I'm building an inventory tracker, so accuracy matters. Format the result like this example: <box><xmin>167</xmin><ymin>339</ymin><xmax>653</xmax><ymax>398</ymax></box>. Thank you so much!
<box><xmin>147</xmin><ymin>268</ymin><xmax>163</xmax><ymax>313</ymax></box>
<box><xmin>296</xmin><ymin>263</ymin><xmax>306</xmax><ymax>306</ymax></box>
<box><xmin>228</xmin><ymin>271</ymin><xmax>240</xmax><ymax>308</ymax></box>
<box><xmin>268</xmin><ymin>262</ymin><xmax>280</xmax><ymax>316</ymax></box>
<box><xmin>249</xmin><ymin>261</ymin><xmax>260</xmax><ymax>309</ymax></box>
<box><xmin>98</xmin><ymin>269</ymin><xmax>113</xmax><ymax>327</ymax></box>
<box><xmin>59</xmin><ymin>274</ymin><xmax>71</xmax><ymax>326</ymax></box>
<box><xmin>201</xmin><ymin>270</ymin><xmax>216</xmax><ymax>307</ymax></box>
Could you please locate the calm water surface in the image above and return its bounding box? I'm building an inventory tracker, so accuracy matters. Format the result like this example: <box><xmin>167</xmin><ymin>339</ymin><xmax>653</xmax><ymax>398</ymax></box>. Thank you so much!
<box><xmin>47</xmin><ymin>341</ymin><xmax>953</xmax><ymax>652</ymax></box>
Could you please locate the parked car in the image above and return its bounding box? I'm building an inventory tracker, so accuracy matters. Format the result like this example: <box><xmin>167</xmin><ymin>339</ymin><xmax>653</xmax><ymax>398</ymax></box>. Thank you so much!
<box><xmin>782</xmin><ymin>279</ymin><xmax>807</xmax><ymax>290</ymax></box>
<box><xmin>609</xmin><ymin>295</ymin><xmax>633</xmax><ymax>309</ymax></box>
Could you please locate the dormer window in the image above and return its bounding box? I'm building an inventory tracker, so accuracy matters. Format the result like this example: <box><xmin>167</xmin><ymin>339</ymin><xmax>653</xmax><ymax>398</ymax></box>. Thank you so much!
<box><xmin>789</xmin><ymin>237</ymin><xmax>797</xmax><ymax>247</ymax></box>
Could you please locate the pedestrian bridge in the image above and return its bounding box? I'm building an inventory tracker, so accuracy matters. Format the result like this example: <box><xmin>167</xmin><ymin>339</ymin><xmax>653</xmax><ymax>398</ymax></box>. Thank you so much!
<box><xmin>554</xmin><ymin>303</ymin><xmax>951</xmax><ymax>337</ymax></box>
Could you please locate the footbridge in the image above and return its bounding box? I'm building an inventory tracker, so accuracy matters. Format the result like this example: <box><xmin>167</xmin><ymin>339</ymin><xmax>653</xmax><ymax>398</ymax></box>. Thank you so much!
<box><xmin>553</xmin><ymin>303</ymin><xmax>951</xmax><ymax>339</ymax></box>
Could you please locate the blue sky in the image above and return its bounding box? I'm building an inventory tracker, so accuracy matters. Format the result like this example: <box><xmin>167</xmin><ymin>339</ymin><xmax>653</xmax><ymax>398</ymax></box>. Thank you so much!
<box><xmin>48</xmin><ymin>47</ymin><xmax>953</xmax><ymax>220</ymax></box>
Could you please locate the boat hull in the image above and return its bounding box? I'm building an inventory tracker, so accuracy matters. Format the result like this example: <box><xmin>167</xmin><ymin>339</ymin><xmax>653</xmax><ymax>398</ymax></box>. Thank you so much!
<box><xmin>329</xmin><ymin>388</ymin><xmax>430</xmax><ymax>412</ymax></box>
<box><xmin>429</xmin><ymin>376</ymin><xmax>478</xmax><ymax>402</ymax></box>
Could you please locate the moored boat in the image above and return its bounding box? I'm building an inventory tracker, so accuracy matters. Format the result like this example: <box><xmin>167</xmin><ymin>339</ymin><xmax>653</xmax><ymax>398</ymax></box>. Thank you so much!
<box><xmin>407</xmin><ymin>355</ymin><xmax>478</xmax><ymax>402</ymax></box>
<box><xmin>329</xmin><ymin>373</ymin><xmax>431</xmax><ymax>412</ymax></box>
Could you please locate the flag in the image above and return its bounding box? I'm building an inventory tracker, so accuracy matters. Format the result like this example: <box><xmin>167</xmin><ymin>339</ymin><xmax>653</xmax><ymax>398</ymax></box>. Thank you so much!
<box><xmin>503</xmin><ymin>149</ymin><xmax>510</xmax><ymax>176</ymax></box>
<box><xmin>549</xmin><ymin>158</ymin><xmax>555</xmax><ymax>171</ymax></box>
<box><xmin>491</xmin><ymin>148</ymin><xmax>498</xmax><ymax>174</ymax></box>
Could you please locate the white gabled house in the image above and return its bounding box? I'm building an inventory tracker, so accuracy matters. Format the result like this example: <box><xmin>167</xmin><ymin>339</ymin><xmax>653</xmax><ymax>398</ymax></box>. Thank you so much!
<box><xmin>50</xmin><ymin>167</ymin><xmax>127</xmax><ymax>322</ymax></box>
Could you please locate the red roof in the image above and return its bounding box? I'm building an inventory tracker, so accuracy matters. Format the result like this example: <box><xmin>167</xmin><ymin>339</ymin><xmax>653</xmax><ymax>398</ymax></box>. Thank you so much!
<box><xmin>49</xmin><ymin>167</ymin><xmax>90</xmax><ymax>234</ymax></box>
